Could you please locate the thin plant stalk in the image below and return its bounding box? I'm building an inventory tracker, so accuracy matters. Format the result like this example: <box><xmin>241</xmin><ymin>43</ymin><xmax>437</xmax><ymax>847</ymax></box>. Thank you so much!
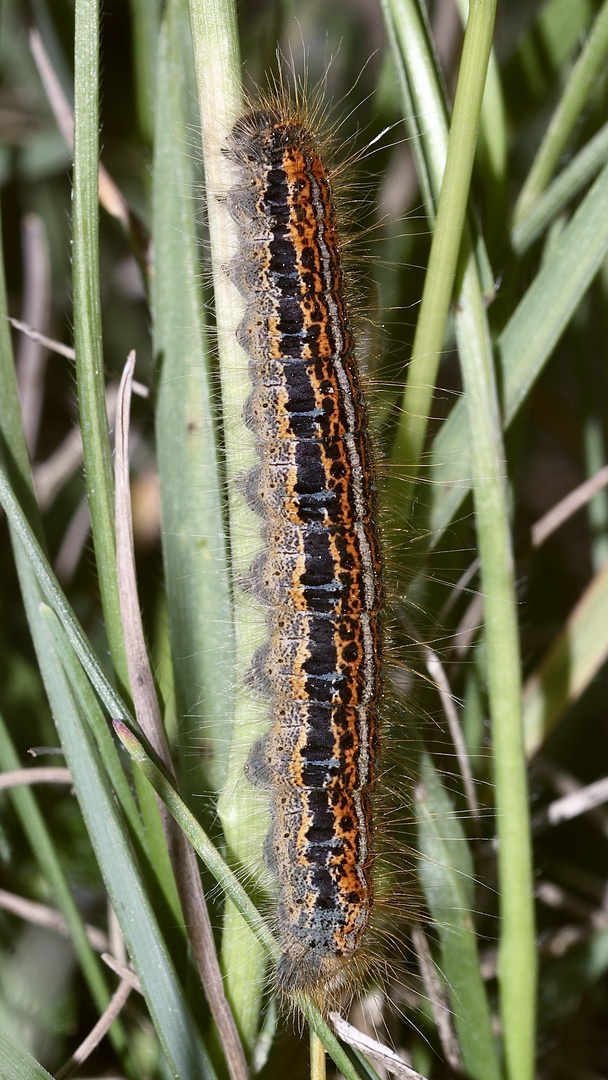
<box><xmin>456</xmin><ymin>267</ymin><xmax>536</xmax><ymax>1080</ymax></box>
<box><xmin>514</xmin><ymin>0</ymin><xmax>608</xmax><ymax>224</ymax></box>
<box><xmin>72</xmin><ymin>0</ymin><xmax>128</xmax><ymax>687</ymax></box>
<box><xmin>387</xmin><ymin>0</ymin><xmax>498</xmax><ymax>516</ymax></box>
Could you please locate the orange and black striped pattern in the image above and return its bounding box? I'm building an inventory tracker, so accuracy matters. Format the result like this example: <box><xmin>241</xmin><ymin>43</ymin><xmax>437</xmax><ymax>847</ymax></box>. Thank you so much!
<box><xmin>226</xmin><ymin>108</ymin><xmax>383</xmax><ymax>998</ymax></box>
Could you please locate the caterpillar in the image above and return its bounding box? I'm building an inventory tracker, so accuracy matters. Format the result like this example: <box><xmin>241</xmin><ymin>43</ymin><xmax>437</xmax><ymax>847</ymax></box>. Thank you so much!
<box><xmin>224</xmin><ymin>104</ymin><xmax>384</xmax><ymax>1000</ymax></box>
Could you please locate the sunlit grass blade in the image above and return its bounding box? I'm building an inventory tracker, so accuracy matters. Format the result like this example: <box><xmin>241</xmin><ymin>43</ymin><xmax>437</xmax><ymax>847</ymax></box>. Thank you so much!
<box><xmin>153</xmin><ymin>0</ymin><xmax>235</xmax><ymax>795</ymax></box>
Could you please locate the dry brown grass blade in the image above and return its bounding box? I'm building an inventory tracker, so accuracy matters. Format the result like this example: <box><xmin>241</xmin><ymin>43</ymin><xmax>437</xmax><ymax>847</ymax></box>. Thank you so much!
<box><xmin>421</xmin><ymin>646</ymin><xmax>480</xmax><ymax>820</ymax></box>
<box><xmin>0</xmin><ymin>766</ymin><xmax>72</xmax><ymax>791</ymax></box>
<box><xmin>410</xmin><ymin>924</ymin><xmax>463</xmax><ymax>1074</ymax></box>
<box><xmin>101</xmin><ymin>954</ymin><xmax>143</xmax><ymax>993</ymax></box>
<box><xmin>28</xmin><ymin>25</ymin><xmax>152</xmax><ymax>278</ymax></box>
<box><xmin>531</xmin><ymin>464</ymin><xmax>608</xmax><ymax>548</ymax></box>
<box><xmin>533</xmin><ymin>775</ymin><xmax>608</xmax><ymax>832</ymax></box>
<box><xmin>54</xmin><ymin>978</ymin><xmax>133</xmax><ymax>1080</ymax></box>
<box><xmin>114</xmin><ymin>352</ymin><xmax>250</xmax><ymax>1080</ymax></box>
<box><xmin>0</xmin><ymin>887</ymin><xmax>109</xmax><ymax>952</ymax></box>
<box><xmin>330</xmin><ymin>1009</ymin><xmax>431</xmax><ymax>1080</ymax></box>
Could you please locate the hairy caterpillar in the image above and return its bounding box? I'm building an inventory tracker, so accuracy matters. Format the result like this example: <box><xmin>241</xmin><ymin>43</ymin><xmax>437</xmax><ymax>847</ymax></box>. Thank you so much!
<box><xmin>224</xmin><ymin>103</ymin><xmax>384</xmax><ymax>1000</ymax></box>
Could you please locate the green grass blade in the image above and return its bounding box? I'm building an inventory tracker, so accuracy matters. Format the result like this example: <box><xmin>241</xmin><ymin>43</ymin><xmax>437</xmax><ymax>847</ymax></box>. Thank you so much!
<box><xmin>6</xmin><ymin>539</ymin><xmax>136</xmax><ymax>1070</ymax></box>
<box><xmin>452</xmin><ymin>0</ymin><xmax>507</xmax><ymax>246</ymax></box>
<box><xmin>379</xmin><ymin>0</ymin><xmax>442</xmax><ymax>225</ymax></box>
<box><xmin>114</xmin><ymin>719</ymin><xmax>276</xmax><ymax>956</ymax></box>
<box><xmin>0</xmin><ymin>456</ymin><xmax>182</xmax><ymax>931</ymax></box>
<box><xmin>381</xmin><ymin>0</ymin><xmax>497</xmax><ymax>516</ymax></box>
<box><xmin>55</xmin><ymin>620</ymin><xmax>184</xmax><ymax>928</ymax></box>
<box><xmin>38</xmin><ymin>603</ymin><xmax>218</xmax><ymax>1080</ymax></box>
<box><xmin>512</xmin><ymin>121</ymin><xmax>608</xmax><ymax>253</ymax></box>
<box><xmin>506</xmin><ymin>0</ymin><xmax>595</xmax><ymax>103</ymax></box>
<box><xmin>456</xmin><ymin>265</ymin><xmax>535</xmax><ymax>1080</ymax></box>
<box><xmin>514</xmin><ymin>0</ymin><xmax>608</xmax><ymax>224</ymax></box>
<box><xmin>523</xmin><ymin>558</ymin><xmax>608</xmax><ymax>753</ymax></box>
<box><xmin>403</xmin><ymin>0</ymin><xmax>496</xmax><ymax>473</ymax></box>
<box><xmin>72</xmin><ymin>0</ymin><xmax>128</xmax><ymax>687</ymax></box>
<box><xmin>53</xmin><ymin>637</ymin><xmax>142</xmax><ymax>836</ymax></box>
<box><xmin>0</xmin><ymin>451</ymin><xmax>188</xmax><ymax>948</ymax></box>
<box><xmin>0</xmin><ymin>1027</ymin><xmax>55</xmax><ymax>1080</ymax></box>
<box><xmin>128</xmin><ymin>0</ymin><xmax>161</xmax><ymax>143</ymax></box>
<box><xmin>153</xmin><ymin>0</ymin><xmax>235</xmax><ymax>793</ymax></box>
<box><xmin>0</xmin><ymin>463</ymin><xmax>132</xmax><ymax>730</ymax></box>
<box><xmin>379</xmin><ymin>0</ymin><xmax>449</xmax><ymax>510</ymax></box>
<box><xmin>416</xmin><ymin>754</ymin><xmax>501</xmax><ymax>1080</ymax></box>
<box><xmin>381</xmin><ymin>0</ymin><xmax>449</xmax><ymax>201</ymax></box>
<box><xmin>428</xmin><ymin>160</ymin><xmax>608</xmax><ymax>539</ymax></box>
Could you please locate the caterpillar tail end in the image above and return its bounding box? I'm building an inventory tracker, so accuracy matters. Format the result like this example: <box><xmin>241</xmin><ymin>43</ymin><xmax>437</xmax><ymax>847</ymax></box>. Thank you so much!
<box><xmin>275</xmin><ymin>946</ymin><xmax>366</xmax><ymax>1013</ymax></box>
